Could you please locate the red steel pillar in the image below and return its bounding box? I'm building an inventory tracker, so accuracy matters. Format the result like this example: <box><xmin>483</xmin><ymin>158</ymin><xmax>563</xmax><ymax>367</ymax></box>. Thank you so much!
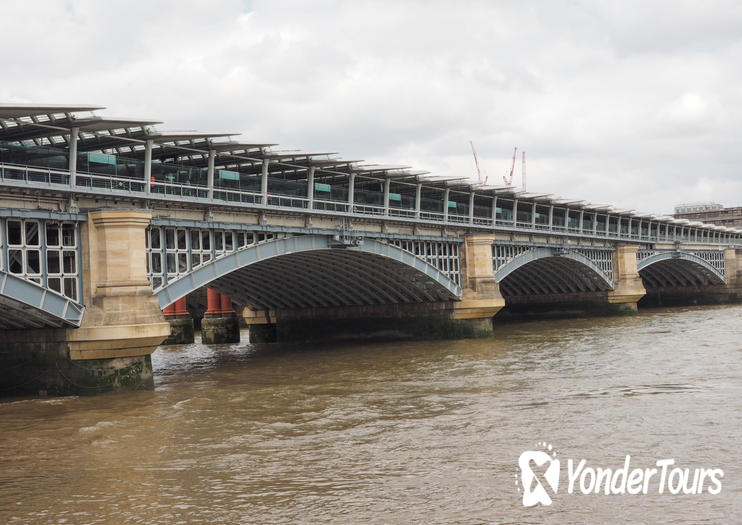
<box><xmin>205</xmin><ymin>288</ymin><xmax>221</xmax><ymax>316</ymax></box>
<box><xmin>163</xmin><ymin>303</ymin><xmax>176</xmax><ymax>317</ymax></box>
<box><xmin>173</xmin><ymin>296</ymin><xmax>189</xmax><ymax>317</ymax></box>
<box><xmin>220</xmin><ymin>293</ymin><xmax>235</xmax><ymax>315</ymax></box>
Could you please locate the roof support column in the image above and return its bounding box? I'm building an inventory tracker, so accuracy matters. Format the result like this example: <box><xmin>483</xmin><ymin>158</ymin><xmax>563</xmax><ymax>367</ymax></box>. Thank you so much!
<box><xmin>548</xmin><ymin>205</ymin><xmax>554</xmax><ymax>231</ymax></box>
<box><xmin>415</xmin><ymin>183</ymin><xmax>422</xmax><ymax>219</ymax></box>
<box><xmin>468</xmin><ymin>192</ymin><xmax>475</xmax><ymax>225</ymax></box>
<box><xmin>383</xmin><ymin>176</ymin><xmax>390</xmax><ymax>216</ymax></box>
<box><xmin>347</xmin><ymin>172</ymin><xmax>355</xmax><ymax>212</ymax></box>
<box><xmin>513</xmin><ymin>199</ymin><xmax>518</xmax><ymax>226</ymax></box>
<box><xmin>207</xmin><ymin>149</ymin><xmax>215</xmax><ymax>200</ymax></box>
<box><xmin>443</xmin><ymin>188</ymin><xmax>450</xmax><ymax>223</ymax></box>
<box><xmin>68</xmin><ymin>126</ymin><xmax>79</xmax><ymax>187</ymax></box>
<box><xmin>593</xmin><ymin>213</ymin><xmax>598</xmax><ymax>235</ymax></box>
<box><xmin>144</xmin><ymin>139</ymin><xmax>153</xmax><ymax>195</ymax></box>
<box><xmin>261</xmin><ymin>159</ymin><xmax>269</xmax><ymax>205</ymax></box>
<box><xmin>579</xmin><ymin>210</ymin><xmax>584</xmax><ymax>234</ymax></box>
<box><xmin>491</xmin><ymin>196</ymin><xmax>497</xmax><ymax>226</ymax></box>
<box><xmin>628</xmin><ymin>217</ymin><xmax>632</xmax><ymax>239</ymax></box>
<box><xmin>307</xmin><ymin>166</ymin><xmax>315</xmax><ymax>209</ymax></box>
<box><xmin>531</xmin><ymin>202</ymin><xmax>536</xmax><ymax>229</ymax></box>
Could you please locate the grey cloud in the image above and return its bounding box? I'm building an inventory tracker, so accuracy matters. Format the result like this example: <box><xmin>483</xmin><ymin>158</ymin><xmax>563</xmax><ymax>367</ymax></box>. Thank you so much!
<box><xmin>1</xmin><ymin>0</ymin><xmax>741</xmax><ymax>215</ymax></box>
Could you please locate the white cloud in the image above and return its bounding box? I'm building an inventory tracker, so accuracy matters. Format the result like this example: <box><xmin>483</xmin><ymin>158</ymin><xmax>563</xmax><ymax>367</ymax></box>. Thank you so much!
<box><xmin>2</xmin><ymin>0</ymin><xmax>741</xmax><ymax>214</ymax></box>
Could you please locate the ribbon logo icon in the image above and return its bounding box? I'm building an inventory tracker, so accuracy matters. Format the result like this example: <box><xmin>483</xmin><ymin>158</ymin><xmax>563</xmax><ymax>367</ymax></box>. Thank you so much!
<box><xmin>517</xmin><ymin>442</ymin><xmax>560</xmax><ymax>507</ymax></box>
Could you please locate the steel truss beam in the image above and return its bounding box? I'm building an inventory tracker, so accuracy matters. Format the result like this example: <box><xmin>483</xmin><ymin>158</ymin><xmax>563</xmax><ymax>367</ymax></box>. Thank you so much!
<box><xmin>494</xmin><ymin>247</ymin><xmax>615</xmax><ymax>294</ymax></box>
<box><xmin>637</xmin><ymin>251</ymin><xmax>726</xmax><ymax>287</ymax></box>
<box><xmin>155</xmin><ymin>235</ymin><xmax>461</xmax><ymax>310</ymax></box>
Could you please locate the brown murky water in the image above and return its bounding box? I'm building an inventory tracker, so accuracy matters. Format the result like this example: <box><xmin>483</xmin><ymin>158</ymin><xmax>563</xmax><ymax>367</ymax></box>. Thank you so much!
<box><xmin>1</xmin><ymin>305</ymin><xmax>741</xmax><ymax>524</ymax></box>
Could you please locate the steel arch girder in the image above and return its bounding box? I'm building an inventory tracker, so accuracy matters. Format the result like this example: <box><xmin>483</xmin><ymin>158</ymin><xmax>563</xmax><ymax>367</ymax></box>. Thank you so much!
<box><xmin>155</xmin><ymin>235</ymin><xmax>463</xmax><ymax>308</ymax></box>
<box><xmin>493</xmin><ymin>247</ymin><xmax>614</xmax><ymax>290</ymax></box>
<box><xmin>637</xmin><ymin>252</ymin><xmax>726</xmax><ymax>285</ymax></box>
<box><xmin>0</xmin><ymin>271</ymin><xmax>85</xmax><ymax>328</ymax></box>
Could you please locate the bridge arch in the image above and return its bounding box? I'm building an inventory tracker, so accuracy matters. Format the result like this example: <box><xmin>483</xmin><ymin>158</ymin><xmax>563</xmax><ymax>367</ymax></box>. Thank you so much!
<box><xmin>494</xmin><ymin>247</ymin><xmax>614</xmax><ymax>297</ymax></box>
<box><xmin>155</xmin><ymin>235</ymin><xmax>462</xmax><ymax>310</ymax></box>
<box><xmin>637</xmin><ymin>251</ymin><xmax>726</xmax><ymax>287</ymax></box>
<box><xmin>0</xmin><ymin>271</ymin><xmax>85</xmax><ymax>328</ymax></box>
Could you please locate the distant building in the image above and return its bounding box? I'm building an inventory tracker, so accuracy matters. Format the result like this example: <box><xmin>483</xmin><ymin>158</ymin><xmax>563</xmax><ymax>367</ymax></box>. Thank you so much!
<box><xmin>674</xmin><ymin>202</ymin><xmax>723</xmax><ymax>214</ymax></box>
<box><xmin>674</xmin><ymin>202</ymin><xmax>742</xmax><ymax>228</ymax></box>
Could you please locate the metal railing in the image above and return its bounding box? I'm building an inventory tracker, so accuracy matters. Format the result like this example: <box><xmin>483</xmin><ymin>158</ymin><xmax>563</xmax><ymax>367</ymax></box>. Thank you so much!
<box><xmin>1</xmin><ymin>161</ymin><xmax>739</xmax><ymax>246</ymax></box>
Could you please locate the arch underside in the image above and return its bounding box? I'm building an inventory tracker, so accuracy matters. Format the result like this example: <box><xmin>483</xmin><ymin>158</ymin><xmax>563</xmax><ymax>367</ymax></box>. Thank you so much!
<box><xmin>205</xmin><ymin>249</ymin><xmax>458</xmax><ymax>310</ymax></box>
<box><xmin>639</xmin><ymin>259</ymin><xmax>725</xmax><ymax>288</ymax></box>
<box><xmin>0</xmin><ymin>272</ymin><xmax>84</xmax><ymax>329</ymax></box>
<box><xmin>498</xmin><ymin>256</ymin><xmax>613</xmax><ymax>297</ymax></box>
<box><xmin>156</xmin><ymin>236</ymin><xmax>462</xmax><ymax>310</ymax></box>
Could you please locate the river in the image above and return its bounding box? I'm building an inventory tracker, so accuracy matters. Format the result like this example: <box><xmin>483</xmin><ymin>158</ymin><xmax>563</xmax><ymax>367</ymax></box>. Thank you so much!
<box><xmin>1</xmin><ymin>305</ymin><xmax>740</xmax><ymax>524</ymax></box>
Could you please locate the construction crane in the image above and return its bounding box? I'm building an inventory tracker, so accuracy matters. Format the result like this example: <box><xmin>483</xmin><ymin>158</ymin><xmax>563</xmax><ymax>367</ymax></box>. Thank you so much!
<box><xmin>469</xmin><ymin>141</ymin><xmax>487</xmax><ymax>185</ymax></box>
<box><xmin>503</xmin><ymin>146</ymin><xmax>518</xmax><ymax>186</ymax></box>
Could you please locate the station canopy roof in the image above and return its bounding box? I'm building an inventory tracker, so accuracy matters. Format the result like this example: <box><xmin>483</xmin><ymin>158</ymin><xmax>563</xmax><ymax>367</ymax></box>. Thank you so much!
<box><xmin>0</xmin><ymin>103</ymin><xmax>730</xmax><ymax>227</ymax></box>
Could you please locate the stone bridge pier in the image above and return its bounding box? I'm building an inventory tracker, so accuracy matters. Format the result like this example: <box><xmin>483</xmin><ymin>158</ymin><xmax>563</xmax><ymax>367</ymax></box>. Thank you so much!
<box><xmin>0</xmin><ymin>209</ymin><xmax>170</xmax><ymax>396</ymax></box>
<box><xmin>607</xmin><ymin>246</ymin><xmax>648</xmax><ymax>312</ymax></box>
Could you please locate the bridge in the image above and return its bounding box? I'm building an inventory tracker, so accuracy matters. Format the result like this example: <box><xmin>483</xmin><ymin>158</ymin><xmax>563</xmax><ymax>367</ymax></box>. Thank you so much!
<box><xmin>1</xmin><ymin>103</ymin><xmax>740</xmax><ymax>395</ymax></box>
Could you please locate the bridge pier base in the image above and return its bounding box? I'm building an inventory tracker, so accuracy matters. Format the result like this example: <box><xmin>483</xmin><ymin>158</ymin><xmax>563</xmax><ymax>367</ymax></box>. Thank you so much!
<box><xmin>164</xmin><ymin>317</ymin><xmax>196</xmax><ymax>345</ymax></box>
<box><xmin>162</xmin><ymin>297</ymin><xmax>195</xmax><ymax>345</ymax></box>
<box><xmin>248</xmin><ymin>323</ymin><xmax>278</xmax><ymax>343</ymax></box>
<box><xmin>201</xmin><ymin>289</ymin><xmax>240</xmax><ymax>344</ymax></box>
<box><xmin>269</xmin><ymin>314</ymin><xmax>494</xmax><ymax>343</ymax></box>
<box><xmin>0</xmin><ymin>329</ymin><xmax>154</xmax><ymax>396</ymax></box>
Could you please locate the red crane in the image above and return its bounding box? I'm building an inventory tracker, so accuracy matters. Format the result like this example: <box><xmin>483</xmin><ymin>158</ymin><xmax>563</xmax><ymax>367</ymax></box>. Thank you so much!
<box><xmin>469</xmin><ymin>141</ymin><xmax>487</xmax><ymax>185</ymax></box>
<box><xmin>503</xmin><ymin>146</ymin><xmax>518</xmax><ymax>185</ymax></box>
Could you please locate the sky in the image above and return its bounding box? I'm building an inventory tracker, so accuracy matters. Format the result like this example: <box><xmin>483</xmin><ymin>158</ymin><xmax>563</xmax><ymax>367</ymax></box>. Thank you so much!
<box><xmin>2</xmin><ymin>0</ymin><xmax>741</xmax><ymax>215</ymax></box>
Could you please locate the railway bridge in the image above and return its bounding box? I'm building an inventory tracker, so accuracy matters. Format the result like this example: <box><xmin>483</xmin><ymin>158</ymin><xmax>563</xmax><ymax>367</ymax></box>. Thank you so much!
<box><xmin>1</xmin><ymin>104</ymin><xmax>740</xmax><ymax>395</ymax></box>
